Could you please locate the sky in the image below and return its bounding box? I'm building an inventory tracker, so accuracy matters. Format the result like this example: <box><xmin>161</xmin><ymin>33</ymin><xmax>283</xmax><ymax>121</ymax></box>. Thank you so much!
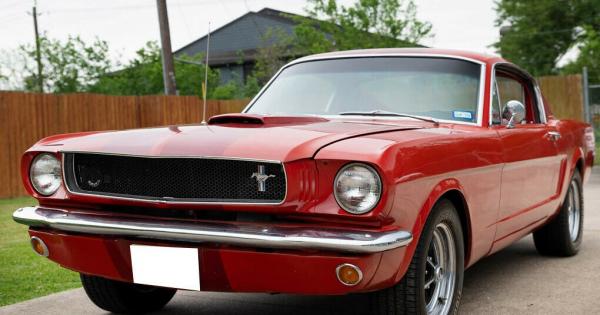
<box><xmin>0</xmin><ymin>0</ymin><xmax>501</xmax><ymax>63</ymax></box>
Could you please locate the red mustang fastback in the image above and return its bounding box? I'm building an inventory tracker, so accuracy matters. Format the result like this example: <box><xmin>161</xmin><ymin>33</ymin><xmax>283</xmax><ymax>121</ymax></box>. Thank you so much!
<box><xmin>14</xmin><ymin>49</ymin><xmax>595</xmax><ymax>315</ymax></box>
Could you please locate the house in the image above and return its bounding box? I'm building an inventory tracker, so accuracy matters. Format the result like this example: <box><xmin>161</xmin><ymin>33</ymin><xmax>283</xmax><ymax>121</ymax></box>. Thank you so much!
<box><xmin>175</xmin><ymin>8</ymin><xmax>423</xmax><ymax>84</ymax></box>
<box><xmin>174</xmin><ymin>8</ymin><xmax>301</xmax><ymax>83</ymax></box>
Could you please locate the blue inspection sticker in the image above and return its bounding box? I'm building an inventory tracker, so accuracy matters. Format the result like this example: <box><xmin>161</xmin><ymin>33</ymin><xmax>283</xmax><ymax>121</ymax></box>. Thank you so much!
<box><xmin>452</xmin><ymin>110</ymin><xmax>474</xmax><ymax>121</ymax></box>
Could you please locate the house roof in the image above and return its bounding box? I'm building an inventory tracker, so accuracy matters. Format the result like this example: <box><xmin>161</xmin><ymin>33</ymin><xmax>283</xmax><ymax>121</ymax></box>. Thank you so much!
<box><xmin>175</xmin><ymin>8</ymin><xmax>426</xmax><ymax>67</ymax></box>
<box><xmin>174</xmin><ymin>8</ymin><xmax>301</xmax><ymax>65</ymax></box>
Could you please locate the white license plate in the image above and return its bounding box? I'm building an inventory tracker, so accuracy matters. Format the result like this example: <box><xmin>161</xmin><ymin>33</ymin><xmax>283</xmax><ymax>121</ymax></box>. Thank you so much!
<box><xmin>130</xmin><ymin>245</ymin><xmax>200</xmax><ymax>291</ymax></box>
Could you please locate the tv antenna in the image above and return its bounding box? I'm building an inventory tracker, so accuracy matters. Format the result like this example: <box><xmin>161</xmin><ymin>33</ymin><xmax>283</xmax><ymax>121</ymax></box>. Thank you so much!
<box><xmin>201</xmin><ymin>22</ymin><xmax>211</xmax><ymax>125</ymax></box>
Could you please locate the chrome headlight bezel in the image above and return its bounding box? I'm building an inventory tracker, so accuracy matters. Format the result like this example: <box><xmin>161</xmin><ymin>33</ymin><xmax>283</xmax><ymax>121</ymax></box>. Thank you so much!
<box><xmin>333</xmin><ymin>163</ymin><xmax>382</xmax><ymax>214</ymax></box>
<box><xmin>29</xmin><ymin>153</ymin><xmax>62</xmax><ymax>196</ymax></box>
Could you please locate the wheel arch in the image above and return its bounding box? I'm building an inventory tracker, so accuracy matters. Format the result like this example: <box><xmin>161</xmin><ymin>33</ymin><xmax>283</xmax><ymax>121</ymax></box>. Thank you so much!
<box><xmin>438</xmin><ymin>189</ymin><xmax>472</xmax><ymax>266</ymax></box>
<box><xmin>570</xmin><ymin>146</ymin><xmax>585</xmax><ymax>177</ymax></box>
<box><xmin>412</xmin><ymin>180</ymin><xmax>473</xmax><ymax>268</ymax></box>
<box><xmin>575</xmin><ymin>156</ymin><xmax>584</xmax><ymax>178</ymax></box>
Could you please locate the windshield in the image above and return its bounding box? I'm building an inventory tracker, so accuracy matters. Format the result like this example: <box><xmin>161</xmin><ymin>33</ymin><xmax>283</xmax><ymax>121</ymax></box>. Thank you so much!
<box><xmin>246</xmin><ymin>57</ymin><xmax>482</xmax><ymax>123</ymax></box>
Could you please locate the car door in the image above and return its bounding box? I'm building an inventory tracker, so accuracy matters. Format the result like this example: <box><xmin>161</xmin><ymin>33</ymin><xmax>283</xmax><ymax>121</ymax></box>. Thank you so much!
<box><xmin>492</xmin><ymin>68</ymin><xmax>562</xmax><ymax>241</ymax></box>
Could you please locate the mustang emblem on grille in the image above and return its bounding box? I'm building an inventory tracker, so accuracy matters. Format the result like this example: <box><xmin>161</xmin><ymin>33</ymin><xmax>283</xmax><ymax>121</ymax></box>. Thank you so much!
<box><xmin>251</xmin><ymin>165</ymin><xmax>276</xmax><ymax>192</ymax></box>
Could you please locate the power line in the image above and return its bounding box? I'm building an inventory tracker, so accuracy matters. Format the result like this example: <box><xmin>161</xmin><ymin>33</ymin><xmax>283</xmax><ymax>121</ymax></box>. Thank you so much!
<box><xmin>46</xmin><ymin>0</ymin><xmax>250</xmax><ymax>14</ymax></box>
<box><xmin>174</xmin><ymin>0</ymin><xmax>194</xmax><ymax>42</ymax></box>
<box><xmin>0</xmin><ymin>0</ymin><xmax>25</xmax><ymax>11</ymax></box>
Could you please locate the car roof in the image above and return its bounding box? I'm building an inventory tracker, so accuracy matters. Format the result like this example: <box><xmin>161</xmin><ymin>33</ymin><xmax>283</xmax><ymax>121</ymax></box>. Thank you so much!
<box><xmin>293</xmin><ymin>48</ymin><xmax>506</xmax><ymax>65</ymax></box>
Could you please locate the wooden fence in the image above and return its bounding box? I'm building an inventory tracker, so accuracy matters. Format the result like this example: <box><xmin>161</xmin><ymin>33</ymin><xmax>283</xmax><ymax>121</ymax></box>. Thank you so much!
<box><xmin>0</xmin><ymin>74</ymin><xmax>586</xmax><ymax>197</ymax></box>
<box><xmin>0</xmin><ymin>93</ymin><xmax>248</xmax><ymax>197</ymax></box>
<box><xmin>538</xmin><ymin>74</ymin><xmax>584</xmax><ymax>120</ymax></box>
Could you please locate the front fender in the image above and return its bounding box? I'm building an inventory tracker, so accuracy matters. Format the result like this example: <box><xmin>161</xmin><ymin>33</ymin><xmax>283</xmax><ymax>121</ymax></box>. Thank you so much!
<box><xmin>389</xmin><ymin>178</ymin><xmax>471</xmax><ymax>284</ymax></box>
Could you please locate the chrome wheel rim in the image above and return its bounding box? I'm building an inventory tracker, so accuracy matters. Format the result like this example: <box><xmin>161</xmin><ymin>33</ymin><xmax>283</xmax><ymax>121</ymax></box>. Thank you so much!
<box><xmin>567</xmin><ymin>180</ymin><xmax>581</xmax><ymax>242</ymax></box>
<box><xmin>424</xmin><ymin>222</ymin><xmax>456</xmax><ymax>315</ymax></box>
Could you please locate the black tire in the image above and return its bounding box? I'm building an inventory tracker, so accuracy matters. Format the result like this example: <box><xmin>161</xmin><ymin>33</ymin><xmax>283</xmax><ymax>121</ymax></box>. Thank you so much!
<box><xmin>370</xmin><ymin>199</ymin><xmax>464</xmax><ymax>315</ymax></box>
<box><xmin>80</xmin><ymin>274</ymin><xmax>177</xmax><ymax>314</ymax></box>
<box><xmin>533</xmin><ymin>171</ymin><xmax>584</xmax><ymax>257</ymax></box>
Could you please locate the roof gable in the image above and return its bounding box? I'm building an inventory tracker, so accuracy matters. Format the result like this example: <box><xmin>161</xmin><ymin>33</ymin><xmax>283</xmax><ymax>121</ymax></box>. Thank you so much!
<box><xmin>175</xmin><ymin>8</ymin><xmax>298</xmax><ymax>62</ymax></box>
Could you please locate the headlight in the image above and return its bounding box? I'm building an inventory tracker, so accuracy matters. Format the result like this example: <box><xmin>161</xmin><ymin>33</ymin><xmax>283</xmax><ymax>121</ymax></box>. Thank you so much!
<box><xmin>30</xmin><ymin>153</ymin><xmax>62</xmax><ymax>196</ymax></box>
<box><xmin>334</xmin><ymin>163</ymin><xmax>382</xmax><ymax>214</ymax></box>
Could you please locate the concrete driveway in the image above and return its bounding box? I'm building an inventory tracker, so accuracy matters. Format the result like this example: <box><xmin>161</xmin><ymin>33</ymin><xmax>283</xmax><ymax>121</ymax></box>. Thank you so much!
<box><xmin>2</xmin><ymin>170</ymin><xmax>599</xmax><ymax>315</ymax></box>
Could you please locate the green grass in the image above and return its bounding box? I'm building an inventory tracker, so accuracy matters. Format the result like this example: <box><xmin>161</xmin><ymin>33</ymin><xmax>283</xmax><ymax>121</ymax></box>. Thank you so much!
<box><xmin>596</xmin><ymin>127</ymin><xmax>600</xmax><ymax>165</ymax></box>
<box><xmin>596</xmin><ymin>142</ymin><xmax>600</xmax><ymax>165</ymax></box>
<box><xmin>0</xmin><ymin>198</ymin><xmax>80</xmax><ymax>306</ymax></box>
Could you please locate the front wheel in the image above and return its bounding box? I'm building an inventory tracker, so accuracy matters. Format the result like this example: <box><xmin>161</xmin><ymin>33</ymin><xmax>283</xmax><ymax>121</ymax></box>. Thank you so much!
<box><xmin>80</xmin><ymin>274</ymin><xmax>177</xmax><ymax>314</ymax></box>
<box><xmin>533</xmin><ymin>171</ymin><xmax>584</xmax><ymax>256</ymax></box>
<box><xmin>370</xmin><ymin>199</ymin><xmax>464</xmax><ymax>315</ymax></box>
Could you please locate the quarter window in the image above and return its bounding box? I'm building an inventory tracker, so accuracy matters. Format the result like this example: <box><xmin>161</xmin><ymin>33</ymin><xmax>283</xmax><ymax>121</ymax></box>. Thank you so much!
<box><xmin>490</xmin><ymin>80</ymin><xmax>501</xmax><ymax>125</ymax></box>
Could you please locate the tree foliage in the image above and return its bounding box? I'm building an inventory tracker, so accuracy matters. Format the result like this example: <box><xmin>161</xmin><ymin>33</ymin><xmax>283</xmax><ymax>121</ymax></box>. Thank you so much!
<box><xmin>90</xmin><ymin>41</ymin><xmax>260</xmax><ymax>99</ymax></box>
<box><xmin>294</xmin><ymin>0</ymin><xmax>431</xmax><ymax>54</ymax></box>
<box><xmin>242</xmin><ymin>0</ymin><xmax>432</xmax><ymax>90</ymax></box>
<box><xmin>4</xmin><ymin>0</ymin><xmax>433</xmax><ymax>98</ymax></box>
<box><xmin>250</xmin><ymin>28</ymin><xmax>297</xmax><ymax>87</ymax></box>
<box><xmin>0</xmin><ymin>49</ymin><xmax>29</xmax><ymax>91</ymax></box>
<box><xmin>20</xmin><ymin>35</ymin><xmax>112</xmax><ymax>93</ymax></box>
<box><xmin>561</xmin><ymin>27</ymin><xmax>600</xmax><ymax>82</ymax></box>
<box><xmin>494</xmin><ymin>0</ymin><xmax>600</xmax><ymax>78</ymax></box>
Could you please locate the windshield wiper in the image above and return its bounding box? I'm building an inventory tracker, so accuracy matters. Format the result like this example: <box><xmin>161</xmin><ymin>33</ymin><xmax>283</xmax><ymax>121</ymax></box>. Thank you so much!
<box><xmin>338</xmin><ymin>110</ymin><xmax>439</xmax><ymax>125</ymax></box>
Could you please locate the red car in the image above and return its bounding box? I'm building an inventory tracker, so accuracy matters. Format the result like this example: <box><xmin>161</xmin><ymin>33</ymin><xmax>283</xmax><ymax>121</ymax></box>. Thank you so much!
<box><xmin>14</xmin><ymin>48</ymin><xmax>595</xmax><ymax>315</ymax></box>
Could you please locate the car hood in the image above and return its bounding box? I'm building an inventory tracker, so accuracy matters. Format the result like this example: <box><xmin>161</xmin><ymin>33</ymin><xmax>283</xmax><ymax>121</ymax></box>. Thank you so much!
<box><xmin>36</xmin><ymin>114</ymin><xmax>425</xmax><ymax>162</ymax></box>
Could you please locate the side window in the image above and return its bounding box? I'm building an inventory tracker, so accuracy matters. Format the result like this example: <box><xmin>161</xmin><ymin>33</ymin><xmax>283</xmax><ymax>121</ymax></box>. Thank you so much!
<box><xmin>497</xmin><ymin>76</ymin><xmax>525</xmax><ymax>107</ymax></box>
<box><xmin>496</xmin><ymin>74</ymin><xmax>526</xmax><ymax>125</ymax></box>
<box><xmin>493</xmin><ymin>67</ymin><xmax>545</xmax><ymax>126</ymax></box>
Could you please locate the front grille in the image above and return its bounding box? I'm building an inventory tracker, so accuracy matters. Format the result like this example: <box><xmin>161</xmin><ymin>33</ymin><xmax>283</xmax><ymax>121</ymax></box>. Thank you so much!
<box><xmin>63</xmin><ymin>153</ymin><xmax>286</xmax><ymax>203</ymax></box>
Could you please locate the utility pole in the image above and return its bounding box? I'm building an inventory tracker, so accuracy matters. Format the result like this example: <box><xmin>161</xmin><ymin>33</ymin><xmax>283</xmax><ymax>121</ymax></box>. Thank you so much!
<box><xmin>582</xmin><ymin>67</ymin><xmax>590</xmax><ymax>124</ymax></box>
<box><xmin>156</xmin><ymin>0</ymin><xmax>177</xmax><ymax>95</ymax></box>
<box><xmin>32</xmin><ymin>1</ymin><xmax>43</xmax><ymax>93</ymax></box>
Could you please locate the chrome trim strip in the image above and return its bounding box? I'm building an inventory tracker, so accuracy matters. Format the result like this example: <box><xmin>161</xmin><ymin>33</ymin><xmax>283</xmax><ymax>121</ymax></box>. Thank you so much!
<box><xmin>289</xmin><ymin>53</ymin><xmax>487</xmax><ymax>66</ymax></box>
<box><xmin>60</xmin><ymin>152</ymin><xmax>288</xmax><ymax>206</ymax></box>
<box><xmin>534</xmin><ymin>83</ymin><xmax>548</xmax><ymax>124</ymax></box>
<box><xmin>59</xmin><ymin>151</ymin><xmax>284</xmax><ymax>164</ymax></box>
<box><xmin>489</xmin><ymin>64</ymin><xmax>500</xmax><ymax>126</ymax></box>
<box><xmin>476</xmin><ymin>63</ymin><xmax>486</xmax><ymax>126</ymax></box>
<box><xmin>243</xmin><ymin>53</ymin><xmax>487</xmax><ymax>127</ymax></box>
<box><xmin>13</xmin><ymin>207</ymin><xmax>413</xmax><ymax>254</ymax></box>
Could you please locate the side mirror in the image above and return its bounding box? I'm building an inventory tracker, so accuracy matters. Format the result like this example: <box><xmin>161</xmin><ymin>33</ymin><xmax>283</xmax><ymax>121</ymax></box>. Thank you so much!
<box><xmin>502</xmin><ymin>100</ymin><xmax>525</xmax><ymax>129</ymax></box>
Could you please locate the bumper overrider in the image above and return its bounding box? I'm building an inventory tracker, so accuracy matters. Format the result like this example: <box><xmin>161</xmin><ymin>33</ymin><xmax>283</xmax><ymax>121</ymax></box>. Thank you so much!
<box><xmin>13</xmin><ymin>206</ymin><xmax>413</xmax><ymax>293</ymax></box>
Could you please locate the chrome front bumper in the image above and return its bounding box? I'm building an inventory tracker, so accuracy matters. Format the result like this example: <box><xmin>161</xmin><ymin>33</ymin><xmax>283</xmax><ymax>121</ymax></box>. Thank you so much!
<box><xmin>13</xmin><ymin>207</ymin><xmax>412</xmax><ymax>254</ymax></box>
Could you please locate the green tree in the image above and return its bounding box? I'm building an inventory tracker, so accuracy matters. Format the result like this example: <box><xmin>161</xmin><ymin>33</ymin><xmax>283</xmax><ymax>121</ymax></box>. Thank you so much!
<box><xmin>494</xmin><ymin>0</ymin><xmax>600</xmax><ymax>77</ymax></box>
<box><xmin>90</xmin><ymin>41</ymin><xmax>243</xmax><ymax>98</ymax></box>
<box><xmin>248</xmin><ymin>27</ymin><xmax>297</xmax><ymax>88</ymax></box>
<box><xmin>241</xmin><ymin>0</ymin><xmax>432</xmax><ymax>93</ymax></box>
<box><xmin>562</xmin><ymin>27</ymin><xmax>600</xmax><ymax>82</ymax></box>
<box><xmin>20</xmin><ymin>35</ymin><xmax>112</xmax><ymax>93</ymax></box>
<box><xmin>0</xmin><ymin>49</ymin><xmax>28</xmax><ymax>91</ymax></box>
<box><xmin>90</xmin><ymin>42</ymin><xmax>162</xmax><ymax>95</ymax></box>
<box><xmin>294</xmin><ymin>0</ymin><xmax>432</xmax><ymax>54</ymax></box>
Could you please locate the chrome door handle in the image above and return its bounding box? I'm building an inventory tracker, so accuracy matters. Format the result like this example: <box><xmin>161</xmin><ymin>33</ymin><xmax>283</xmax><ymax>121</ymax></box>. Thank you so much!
<box><xmin>546</xmin><ymin>131</ymin><xmax>561</xmax><ymax>141</ymax></box>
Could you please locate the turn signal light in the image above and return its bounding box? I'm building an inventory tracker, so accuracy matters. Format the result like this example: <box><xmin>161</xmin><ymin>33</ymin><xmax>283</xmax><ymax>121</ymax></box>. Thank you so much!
<box><xmin>336</xmin><ymin>263</ymin><xmax>363</xmax><ymax>286</ymax></box>
<box><xmin>30</xmin><ymin>236</ymin><xmax>49</xmax><ymax>257</ymax></box>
